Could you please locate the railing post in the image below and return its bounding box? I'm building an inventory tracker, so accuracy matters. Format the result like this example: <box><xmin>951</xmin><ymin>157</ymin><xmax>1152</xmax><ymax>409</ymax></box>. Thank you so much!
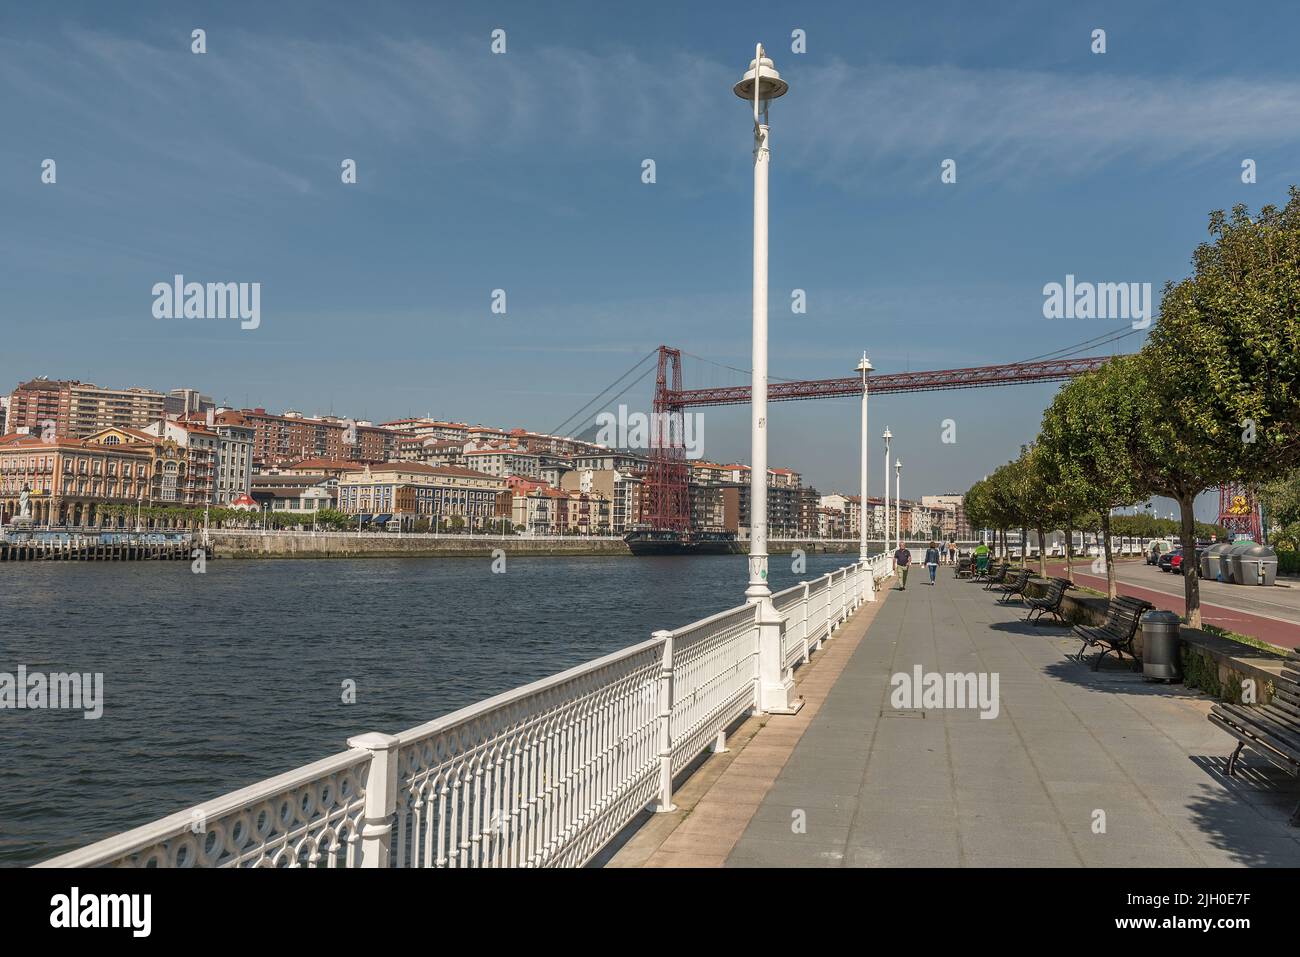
<box><xmin>346</xmin><ymin>731</ymin><xmax>402</xmax><ymax>868</ymax></box>
<box><xmin>800</xmin><ymin>582</ymin><xmax>812</xmax><ymax>661</ymax></box>
<box><xmin>840</xmin><ymin>570</ymin><xmax>849</xmax><ymax>624</ymax></box>
<box><xmin>863</xmin><ymin>558</ymin><xmax>876</xmax><ymax>603</ymax></box>
<box><xmin>820</xmin><ymin>574</ymin><xmax>834</xmax><ymax>639</ymax></box>
<box><xmin>756</xmin><ymin>598</ymin><xmax>802</xmax><ymax>715</ymax></box>
<box><xmin>651</xmin><ymin>630</ymin><xmax>676</xmax><ymax>813</ymax></box>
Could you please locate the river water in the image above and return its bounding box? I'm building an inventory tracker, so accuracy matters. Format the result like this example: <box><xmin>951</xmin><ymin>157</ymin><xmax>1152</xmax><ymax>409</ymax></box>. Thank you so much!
<box><xmin>0</xmin><ymin>551</ymin><xmax>861</xmax><ymax>865</ymax></box>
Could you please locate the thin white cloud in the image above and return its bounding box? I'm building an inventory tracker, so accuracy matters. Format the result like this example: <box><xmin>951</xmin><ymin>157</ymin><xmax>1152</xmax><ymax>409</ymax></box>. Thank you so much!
<box><xmin>6</xmin><ymin>28</ymin><xmax>1300</xmax><ymax>199</ymax></box>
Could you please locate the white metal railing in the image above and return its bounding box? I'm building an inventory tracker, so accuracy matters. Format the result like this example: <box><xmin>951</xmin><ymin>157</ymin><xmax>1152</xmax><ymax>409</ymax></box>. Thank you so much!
<box><xmin>38</xmin><ymin>558</ymin><xmax>894</xmax><ymax>869</ymax></box>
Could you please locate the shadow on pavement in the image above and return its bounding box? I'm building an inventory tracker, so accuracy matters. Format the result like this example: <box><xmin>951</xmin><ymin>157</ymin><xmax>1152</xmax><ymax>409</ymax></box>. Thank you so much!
<box><xmin>988</xmin><ymin>619</ymin><xmax>1071</xmax><ymax>637</ymax></box>
<box><xmin>1182</xmin><ymin>755</ymin><xmax>1300</xmax><ymax>865</ymax></box>
<box><xmin>1040</xmin><ymin>658</ymin><xmax>1209</xmax><ymax>699</ymax></box>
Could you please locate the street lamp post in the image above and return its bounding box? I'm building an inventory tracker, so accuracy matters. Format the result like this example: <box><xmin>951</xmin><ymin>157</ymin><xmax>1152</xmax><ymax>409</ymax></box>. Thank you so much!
<box><xmin>734</xmin><ymin>42</ymin><xmax>787</xmax><ymax>605</ymax></box>
<box><xmin>857</xmin><ymin>352</ymin><xmax>876</xmax><ymax>604</ymax></box>
<box><xmin>733</xmin><ymin>44</ymin><xmax>799</xmax><ymax>715</ymax></box>
<box><xmin>882</xmin><ymin>427</ymin><xmax>892</xmax><ymax>554</ymax></box>
<box><xmin>895</xmin><ymin>458</ymin><xmax>903</xmax><ymax>551</ymax></box>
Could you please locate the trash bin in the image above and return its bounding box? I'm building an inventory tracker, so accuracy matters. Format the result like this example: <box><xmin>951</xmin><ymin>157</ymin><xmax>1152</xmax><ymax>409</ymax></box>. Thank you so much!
<box><xmin>1201</xmin><ymin>542</ymin><xmax>1231</xmax><ymax>580</ymax></box>
<box><xmin>1223</xmin><ymin>541</ymin><xmax>1256</xmax><ymax>584</ymax></box>
<box><xmin>1141</xmin><ymin>610</ymin><xmax>1183</xmax><ymax>682</ymax></box>
<box><xmin>1234</xmin><ymin>543</ymin><xmax>1278</xmax><ymax>586</ymax></box>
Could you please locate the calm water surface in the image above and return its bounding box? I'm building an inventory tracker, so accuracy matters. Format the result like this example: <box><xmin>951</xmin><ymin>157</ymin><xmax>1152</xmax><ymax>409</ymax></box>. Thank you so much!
<box><xmin>0</xmin><ymin>552</ymin><xmax>860</xmax><ymax>865</ymax></box>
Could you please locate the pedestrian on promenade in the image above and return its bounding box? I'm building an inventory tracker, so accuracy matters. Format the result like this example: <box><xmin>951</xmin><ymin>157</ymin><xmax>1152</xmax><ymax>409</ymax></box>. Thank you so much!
<box><xmin>948</xmin><ymin>542</ymin><xmax>957</xmax><ymax>565</ymax></box>
<box><xmin>894</xmin><ymin>543</ymin><xmax>912</xmax><ymax>590</ymax></box>
<box><xmin>925</xmin><ymin>542</ymin><xmax>941</xmax><ymax>585</ymax></box>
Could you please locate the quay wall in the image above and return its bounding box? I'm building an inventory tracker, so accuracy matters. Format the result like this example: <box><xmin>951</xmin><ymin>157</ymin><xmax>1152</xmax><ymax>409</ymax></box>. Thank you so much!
<box><xmin>210</xmin><ymin>532</ymin><xmax>633</xmax><ymax>559</ymax></box>
<box><xmin>208</xmin><ymin>534</ymin><xmax>880</xmax><ymax>559</ymax></box>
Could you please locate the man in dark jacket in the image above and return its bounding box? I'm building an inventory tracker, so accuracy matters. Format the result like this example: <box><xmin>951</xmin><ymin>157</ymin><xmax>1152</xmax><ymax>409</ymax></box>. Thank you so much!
<box><xmin>893</xmin><ymin>544</ymin><xmax>911</xmax><ymax>590</ymax></box>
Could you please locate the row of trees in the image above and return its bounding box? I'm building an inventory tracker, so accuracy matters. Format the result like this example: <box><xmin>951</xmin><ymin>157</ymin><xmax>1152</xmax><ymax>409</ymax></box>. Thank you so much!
<box><xmin>967</xmin><ymin>191</ymin><xmax>1300</xmax><ymax>627</ymax></box>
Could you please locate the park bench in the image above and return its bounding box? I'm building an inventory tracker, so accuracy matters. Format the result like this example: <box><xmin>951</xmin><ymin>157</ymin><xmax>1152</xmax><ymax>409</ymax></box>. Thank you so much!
<box><xmin>1070</xmin><ymin>595</ymin><xmax>1153</xmax><ymax>671</ymax></box>
<box><xmin>1208</xmin><ymin>654</ymin><xmax>1300</xmax><ymax>826</ymax></box>
<box><xmin>1024</xmin><ymin>576</ymin><xmax>1074</xmax><ymax>625</ymax></box>
<box><xmin>981</xmin><ymin>562</ymin><xmax>1011</xmax><ymax>590</ymax></box>
<box><xmin>994</xmin><ymin>568</ymin><xmax>1033</xmax><ymax>604</ymax></box>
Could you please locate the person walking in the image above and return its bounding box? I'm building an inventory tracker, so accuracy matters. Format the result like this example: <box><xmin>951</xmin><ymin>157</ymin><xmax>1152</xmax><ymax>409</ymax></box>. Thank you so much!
<box><xmin>925</xmin><ymin>542</ymin><xmax>941</xmax><ymax>585</ymax></box>
<box><xmin>894</xmin><ymin>542</ymin><xmax>912</xmax><ymax>590</ymax></box>
<box><xmin>948</xmin><ymin>542</ymin><xmax>957</xmax><ymax>565</ymax></box>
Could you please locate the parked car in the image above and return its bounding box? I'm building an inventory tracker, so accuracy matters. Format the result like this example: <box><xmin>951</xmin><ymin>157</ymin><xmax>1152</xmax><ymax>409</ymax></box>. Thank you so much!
<box><xmin>1158</xmin><ymin>548</ymin><xmax>1181</xmax><ymax>573</ymax></box>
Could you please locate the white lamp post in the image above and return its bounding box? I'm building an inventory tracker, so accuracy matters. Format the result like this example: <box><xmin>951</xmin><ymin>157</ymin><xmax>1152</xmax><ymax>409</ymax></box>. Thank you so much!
<box><xmin>856</xmin><ymin>352</ymin><xmax>873</xmax><ymax>564</ymax></box>
<box><xmin>895</xmin><ymin>458</ymin><xmax>903</xmax><ymax>551</ymax></box>
<box><xmin>734</xmin><ymin>44</ymin><xmax>799</xmax><ymax>714</ymax></box>
<box><xmin>857</xmin><ymin>352</ymin><xmax>876</xmax><ymax>604</ymax></box>
<box><xmin>734</xmin><ymin>42</ymin><xmax>787</xmax><ymax>605</ymax></box>
<box><xmin>882</xmin><ymin>427</ymin><xmax>892</xmax><ymax>553</ymax></box>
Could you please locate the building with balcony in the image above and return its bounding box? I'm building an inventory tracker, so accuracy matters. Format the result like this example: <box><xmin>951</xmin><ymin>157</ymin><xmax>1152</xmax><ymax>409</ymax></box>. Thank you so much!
<box><xmin>0</xmin><ymin>427</ymin><xmax>187</xmax><ymax>527</ymax></box>
<box><xmin>335</xmin><ymin>463</ymin><xmax>507</xmax><ymax>530</ymax></box>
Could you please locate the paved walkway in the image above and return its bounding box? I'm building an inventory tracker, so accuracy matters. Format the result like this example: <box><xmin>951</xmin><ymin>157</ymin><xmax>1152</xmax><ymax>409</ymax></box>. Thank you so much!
<box><xmin>608</xmin><ymin>590</ymin><xmax>890</xmax><ymax>868</ymax></box>
<box><xmin>621</xmin><ymin>570</ymin><xmax>1300</xmax><ymax>867</ymax></box>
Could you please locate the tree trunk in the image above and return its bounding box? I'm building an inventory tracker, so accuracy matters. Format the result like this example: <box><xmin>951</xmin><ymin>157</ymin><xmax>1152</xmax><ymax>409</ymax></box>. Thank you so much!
<box><xmin>1064</xmin><ymin>523</ymin><xmax>1074</xmax><ymax>583</ymax></box>
<box><xmin>1037</xmin><ymin>525</ymin><xmax>1046</xmax><ymax>578</ymax></box>
<box><xmin>1178</xmin><ymin>492</ymin><xmax>1201</xmax><ymax>629</ymax></box>
<box><xmin>1101</xmin><ymin>512</ymin><xmax>1117</xmax><ymax>600</ymax></box>
<box><xmin>1020</xmin><ymin>526</ymin><xmax>1027</xmax><ymax>567</ymax></box>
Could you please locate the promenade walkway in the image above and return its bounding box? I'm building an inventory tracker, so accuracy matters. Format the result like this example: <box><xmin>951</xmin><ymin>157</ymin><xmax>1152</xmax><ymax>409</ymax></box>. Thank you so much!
<box><xmin>614</xmin><ymin>569</ymin><xmax>1300</xmax><ymax>868</ymax></box>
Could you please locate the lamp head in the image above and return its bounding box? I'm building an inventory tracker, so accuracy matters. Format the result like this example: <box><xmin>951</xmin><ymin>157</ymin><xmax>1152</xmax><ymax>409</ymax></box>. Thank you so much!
<box><xmin>895</xmin><ymin>458</ymin><xmax>902</xmax><ymax>470</ymax></box>
<box><xmin>882</xmin><ymin>427</ymin><xmax>892</xmax><ymax>440</ymax></box>
<box><xmin>733</xmin><ymin>51</ymin><xmax>789</xmax><ymax>104</ymax></box>
<box><xmin>856</xmin><ymin>351</ymin><xmax>873</xmax><ymax>374</ymax></box>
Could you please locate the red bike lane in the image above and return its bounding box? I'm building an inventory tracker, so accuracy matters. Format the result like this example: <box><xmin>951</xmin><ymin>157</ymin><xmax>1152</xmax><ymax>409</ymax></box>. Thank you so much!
<box><xmin>1040</xmin><ymin>560</ymin><xmax>1300</xmax><ymax>650</ymax></box>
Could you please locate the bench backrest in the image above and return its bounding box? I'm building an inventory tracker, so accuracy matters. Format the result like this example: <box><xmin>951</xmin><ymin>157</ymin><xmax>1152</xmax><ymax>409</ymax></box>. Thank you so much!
<box><xmin>1275</xmin><ymin>656</ymin><xmax>1300</xmax><ymax>717</ymax></box>
<box><xmin>1043</xmin><ymin>577</ymin><xmax>1071</xmax><ymax>603</ymax></box>
<box><xmin>1008</xmin><ymin>569</ymin><xmax>1031</xmax><ymax>588</ymax></box>
<box><xmin>1104</xmin><ymin>596</ymin><xmax>1152</xmax><ymax>635</ymax></box>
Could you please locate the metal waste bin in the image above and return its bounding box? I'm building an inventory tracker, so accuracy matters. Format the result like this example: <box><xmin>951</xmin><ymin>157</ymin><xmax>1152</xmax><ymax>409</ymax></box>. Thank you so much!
<box><xmin>1223</xmin><ymin>541</ymin><xmax>1256</xmax><ymax>584</ymax></box>
<box><xmin>1234</xmin><ymin>543</ymin><xmax>1278</xmax><ymax>586</ymax></box>
<box><xmin>1200</xmin><ymin>542</ymin><xmax>1230</xmax><ymax>580</ymax></box>
<box><xmin>1141</xmin><ymin>610</ymin><xmax>1182</xmax><ymax>682</ymax></box>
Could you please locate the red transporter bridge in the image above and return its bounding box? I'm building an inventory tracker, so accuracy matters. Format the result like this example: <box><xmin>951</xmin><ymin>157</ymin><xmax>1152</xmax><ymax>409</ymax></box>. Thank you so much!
<box><xmin>1217</xmin><ymin>484</ymin><xmax>1264</xmax><ymax>541</ymax></box>
<box><xmin>641</xmin><ymin>345</ymin><xmax>1112</xmax><ymax>533</ymax></box>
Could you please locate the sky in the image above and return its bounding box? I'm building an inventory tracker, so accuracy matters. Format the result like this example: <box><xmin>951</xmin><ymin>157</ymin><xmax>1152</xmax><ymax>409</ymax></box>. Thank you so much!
<box><xmin>3</xmin><ymin>0</ymin><xmax>1298</xmax><ymax>520</ymax></box>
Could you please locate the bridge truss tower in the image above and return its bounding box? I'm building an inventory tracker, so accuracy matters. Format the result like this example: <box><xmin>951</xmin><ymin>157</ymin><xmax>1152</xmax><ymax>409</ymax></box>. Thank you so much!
<box><xmin>1217</xmin><ymin>483</ymin><xmax>1263</xmax><ymax>541</ymax></box>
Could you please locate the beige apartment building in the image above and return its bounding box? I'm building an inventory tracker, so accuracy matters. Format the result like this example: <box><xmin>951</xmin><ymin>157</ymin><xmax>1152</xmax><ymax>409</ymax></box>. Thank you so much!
<box><xmin>560</xmin><ymin>468</ymin><xmax>641</xmax><ymax>534</ymax></box>
<box><xmin>7</xmin><ymin>378</ymin><xmax>166</xmax><ymax>438</ymax></box>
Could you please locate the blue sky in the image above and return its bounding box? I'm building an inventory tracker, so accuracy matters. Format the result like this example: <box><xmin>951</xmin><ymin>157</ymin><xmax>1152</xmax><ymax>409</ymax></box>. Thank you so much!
<box><xmin>3</xmin><ymin>1</ymin><xmax>1297</xmax><ymax>518</ymax></box>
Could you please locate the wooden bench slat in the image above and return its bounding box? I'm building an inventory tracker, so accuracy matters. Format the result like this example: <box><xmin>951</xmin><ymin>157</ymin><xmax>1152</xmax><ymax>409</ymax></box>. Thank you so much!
<box><xmin>1208</xmin><ymin>713</ymin><xmax>1300</xmax><ymax>778</ymax></box>
<box><xmin>1213</xmin><ymin>705</ymin><xmax>1300</xmax><ymax>763</ymax></box>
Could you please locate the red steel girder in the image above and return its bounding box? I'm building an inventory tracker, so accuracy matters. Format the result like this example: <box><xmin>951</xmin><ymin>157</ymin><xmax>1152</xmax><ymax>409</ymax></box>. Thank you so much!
<box><xmin>665</xmin><ymin>356</ymin><xmax>1112</xmax><ymax>407</ymax></box>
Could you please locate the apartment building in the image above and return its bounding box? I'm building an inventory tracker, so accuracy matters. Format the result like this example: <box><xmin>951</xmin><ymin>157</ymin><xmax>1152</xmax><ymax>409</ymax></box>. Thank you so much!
<box><xmin>336</xmin><ymin>463</ymin><xmax>507</xmax><ymax>530</ymax></box>
<box><xmin>142</xmin><ymin>420</ymin><xmax>219</xmax><ymax>506</ymax></box>
<box><xmin>463</xmin><ymin>447</ymin><xmax>541</xmax><ymax>479</ymax></box>
<box><xmin>206</xmin><ymin>412</ymin><xmax>255</xmax><ymax>505</ymax></box>
<box><xmin>7</xmin><ymin>378</ymin><xmax>167</xmax><ymax>438</ymax></box>
<box><xmin>572</xmin><ymin>451</ymin><xmax>649</xmax><ymax>475</ymax></box>
<box><xmin>559</xmin><ymin>468</ymin><xmax>641</xmax><ymax>534</ymax></box>
<box><xmin>922</xmin><ymin>494</ymin><xmax>970</xmax><ymax>539</ymax></box>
